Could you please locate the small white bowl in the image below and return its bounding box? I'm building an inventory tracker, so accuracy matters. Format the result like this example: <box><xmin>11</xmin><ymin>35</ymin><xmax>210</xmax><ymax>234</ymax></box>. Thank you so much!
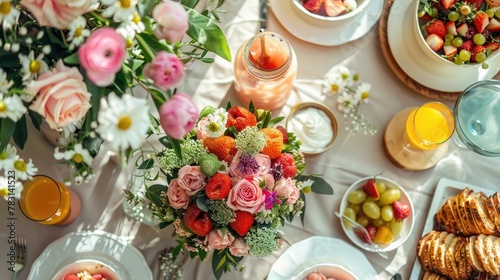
<box><xmin>51</xmin><ymin>260</ymin><xmax>120</xmax><ymax>280</ymax></box>
<box><xmin>291</xmin><ymin>0</ymin><xmax>370</xmax><ymax>25</ymax></box>
<box><xmin>339</xmin><ymin>176</ymin><xmax>415</xmax><ymax>253</ymax></box>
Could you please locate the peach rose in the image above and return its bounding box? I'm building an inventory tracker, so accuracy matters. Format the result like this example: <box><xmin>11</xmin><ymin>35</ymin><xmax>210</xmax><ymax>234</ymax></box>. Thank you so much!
<box><xmin>274</xmin><ymin>178</ymin><xmax>299</xmax><ymax>204</ymax></box>
<box><xmin>229</xmin><ymin>150</ymin><xmax>271</xmax><ymax>178</ymax></box>
<box><xmin>21</xmin><ymin>0</ymin><xmax>93</xmax><ymax>29</ymax></box>
<box><xmin>196</xmin><ymin>117</ymin><xmax>209</xmax><ymax>140</ymax></box>
<box><xmin>205</xmin><ymin>229</ymin><xmax>234</xmax><ymax>250</ymax></box>
<box><xmin>177</xmin><ymin>165</ymin><xmax>205</xmax><ymax>195</ymax></box>
<box><xmin>152</xmin><ymin>1</ymin><xmax>189</xmax><ymax>42</ymax></box>
<box><xmin>166</xmin><ymin>179</ymin><xmax>190</xmax><ymax>209</ymax></box>
<box><xmin>27</xmin><ymin>60</ymin><xmax>91</xmax><ymax>129</ymax></box>
<box><xmin>229</xmin><ymin>237</ymin><xmax>250</xmax><ymax>257</ymax></box>
<box><xmin>227</xmin><ymin>179</ymin><xmax>264</xmax><ymax>214</ymax></box>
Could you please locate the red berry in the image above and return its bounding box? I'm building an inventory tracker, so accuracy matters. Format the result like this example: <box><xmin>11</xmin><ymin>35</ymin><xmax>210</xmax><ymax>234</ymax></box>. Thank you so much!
<box><xmin>363</xmin><ymin>179</ymin><xmax>380</xmax><ymax>199</ymax></box>
<box><xmin>427</xmin><ymin>19</ymin><xmax>447</xmax><ymax>39</ymax></box>
<box><xmin>205</xmin><ymin>173</ymin><xmax>232</xmax><ymax>200</ymax></box>
<box><xmin>226</xmin><ymin>106</ymin><xmax>257</xmax><ymax>132</ymax></box>
<box><xmin>229</xmin><ymin>210</ymin><xmax>255</xmax><ymax>236</ymax></box>
<box><xmin>273</xmin><ymin>153</ymin><xmax>297</xmax><ymax>179</ymax></box>
<box><xmin>183</xmin><ymin>204</ymin><xmax>214</xmax><ymax>236</ymax></box>
<box><xmin>276</xmin><ymin>126</ymin><xmax>289</xmax><ymax>143</ymax></box>
<box><xmin>63</xmin><ymin>275</ymin><xmax>79</xmax><ymax>280</ymax></box>
<box><xmin>356</xmin><ymin>224</ymin><xmax>377</xmax><ymax>243</ymax></box>
<box><xmin>392</xmin><ymin>200</ymin><xmax>411</xmax><ymax>221</ymax></box>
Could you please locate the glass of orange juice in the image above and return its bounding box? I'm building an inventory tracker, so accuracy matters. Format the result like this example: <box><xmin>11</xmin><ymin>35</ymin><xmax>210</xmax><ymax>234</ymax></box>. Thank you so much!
<box><xmin>19</xmin><ymin>175</ymin><xmax>81</xmax><ymax>225</ymax></box>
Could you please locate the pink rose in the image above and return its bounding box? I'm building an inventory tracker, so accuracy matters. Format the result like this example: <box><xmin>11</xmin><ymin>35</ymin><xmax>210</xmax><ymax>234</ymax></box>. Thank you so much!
<box><xmin>166</xmin><ymin>179</ymin><xmax>190</xmax><ymax>209</ymax></box>
<box><xmin>227</xmin><ymin>179</ymin><xmax>264</xmax><ymax>214</ymax></box>
<box><xmin>229</xmin><ymin>151</ymin><xmax>271</xmax><ymax>179</ymax></box>
<box><xmin>229</xmin><ymin>237</ymin><xmax>250</xmax><ymax>257</ymax></box>
<box><xmin>143</xmin><ymin>51</ymin><xmax>185</xmax><ymax>90</ymax></box>
<box><xmin>159</xmin><ymin>93</ymin><xmax>198</xmax><ymax>140</ymax></box>
<box><xmin>78</xmin><ymin>27</ymin><xmax>126</xmax><ymax>87</ymax></box>
<box><xmin>21</xmin><ymin>0</ymin><xmax>93</xmax><ymax>29</ymax></box>
<box><xmin>196</xmin><ymin>117</ymin><xmax>209</xmax><ymax>140</ymax></box>
<box><xmin>205</xmin><ymin>229</ymin><xmax>235</xmax><ymax>250</ymax></box>
<box><xmin>274</xmin><ymin>178</ymin><xmax>299</xmax><ymax>204</ymax></box>
<box><xmin>152</xmin><ymin>1</ymin><xmax>189</xmax><ymax>42</ymax></box>
<box><xmin>177</xmin><ymin>165</ymin><xmax>205</xmax><ymax>195</ymax></box>
<box><xmin>27</xmin><ymin>60</ymin><xmax>91</xmax><ymax>129</ymax></box>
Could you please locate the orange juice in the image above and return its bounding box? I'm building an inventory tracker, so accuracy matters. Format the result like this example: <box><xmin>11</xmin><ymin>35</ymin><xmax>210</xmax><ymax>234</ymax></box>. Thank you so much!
<box><xmin>406</xmin><ymin>103</ymin><xmax>453</xmax><ymax>150</ymax></box>
<box><xmin>20</xmin><ymin>176</ymin><xmax>71</xmax><ymax>225</ymax></box>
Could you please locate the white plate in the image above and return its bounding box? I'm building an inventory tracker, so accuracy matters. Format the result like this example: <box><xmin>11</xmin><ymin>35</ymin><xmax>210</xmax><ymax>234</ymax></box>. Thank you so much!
<box><xmin>409</xmin><ymin>178</ymin><xmax>494</xmax><ymax>280</ymax></box>
<box><xmin>267</xmin><ymin>236</ymin><xmax>378</xmax><ymax>280</ymax></box>
<box><xmin>28</xmin><ymin>230</ymin><xmax>152</xmax><ymax>280</ymax></box>
<box><xmin>269</xmin><ymin>0</ymin><xmax>384</xmax><ymax>46</ymax></box>
<box><xmin>388</xmin><ymin>0</ymin><xmax>500</xmax><ymax>93</ymax></box>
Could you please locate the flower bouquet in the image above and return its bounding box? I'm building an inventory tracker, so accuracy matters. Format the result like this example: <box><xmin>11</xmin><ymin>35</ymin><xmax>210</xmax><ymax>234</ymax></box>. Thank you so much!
<box><xmin>128</xmin><ymin>102</ymin><xmax>334</xmax><ymax>279</ymax></box>
<box><xmin>0</xmin><ymin>0</ymin><xmax>230</xmax><ymax>193</ymax></box>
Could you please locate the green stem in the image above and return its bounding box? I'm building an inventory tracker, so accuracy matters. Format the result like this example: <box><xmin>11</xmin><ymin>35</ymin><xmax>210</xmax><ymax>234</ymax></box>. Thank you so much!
<box><xmin>135</xmin><ymin>34</ymin><xmax>156</xmax><ymax>62</ymax></box>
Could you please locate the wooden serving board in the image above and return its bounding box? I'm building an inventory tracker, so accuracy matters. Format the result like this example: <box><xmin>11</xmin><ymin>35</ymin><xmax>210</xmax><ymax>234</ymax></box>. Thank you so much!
<box><xmin>379</xmin><ymin>0</ymin><xmax>461</xmax><ymax>101</ymax></box>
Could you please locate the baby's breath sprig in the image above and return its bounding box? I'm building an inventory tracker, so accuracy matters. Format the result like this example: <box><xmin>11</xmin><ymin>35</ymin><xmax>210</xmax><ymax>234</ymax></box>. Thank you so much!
<box><xmin>322</xmin><ymin>66</ymin><xmax>377</xmax><ymax>136</ymax></box>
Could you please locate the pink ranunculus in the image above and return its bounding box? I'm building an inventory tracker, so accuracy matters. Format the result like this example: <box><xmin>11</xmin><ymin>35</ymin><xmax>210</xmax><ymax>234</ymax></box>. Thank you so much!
<box><xmin>274</xmin><ymin>178</ymin><xmax>299</xmax><ymax>204</ymax></box>
<box><xmin>205</xmin><ymin>229</ymin><xmax>235</xmax><ymax>251</ymax></box>
<box><xmin>78</xmin><ymin>27</ymin><xmax>126</xmax><ymax>87</ymax></box>
<box><xmin>27</xmin><ymin>60</ymin><xmax>91</xmax><ymax>129</ymax></box>
<box><xmin>21</xmin><ymin>0</ymin><xmax>93</xmax><ymax>29</ymax></box>
<box><xmin>166</xmin><ymin>179</ymin><xmax>190</xmax><ymax>209</ymax></box>
<box><xmin>152</xmin><ymin>1</ymin><xmax>189</xmax><ymax>42</ymax></box>
<box><xmin>159</xmin><ymin>93</ymin><xmax>198</xmax><ymax>140</ymax></box>
<box><xmin>229</xmin><ymin>151</ymin><xmax>271</xmax><ymax>179</ymax></box>
<box><xmin>226</xmin><ymin>179</ymin><xmax>264</xmax><ymax>214</ymax></box>
<box><xmin>229</xmin><ymin>237</ymin><xmax>250</xmax><ymax>257</ymax></box>
<box><xmin>177</xmin><ymin>165</ymin><xmax>205</xmax><ymax>195</ymax></box>
<box><xmin>143</xmin><ymin>51</ymin><xmax>185</xmax><ymax>90</ymax></box>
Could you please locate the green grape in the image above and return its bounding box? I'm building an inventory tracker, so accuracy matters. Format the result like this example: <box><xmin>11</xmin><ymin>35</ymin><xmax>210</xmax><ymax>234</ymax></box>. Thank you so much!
<box><xmin>452</xmin><ymin>37</ymin><xmax>463</xmax><ymax>47</ymax></box>
<box><xmin>362</xmin><ymin>201</ymin><xmax>381</xmax><ymax>219</ymax></box>
<box><xmin>357</xmin><ymin>215</ymin><xmax>370</xmax><ymax>227</ymax></box>
<box><xmin>347</xmin><ymin>190</ymin><xmax>366</xmax><ymax>204</ymax></box>
<box><xmin>343</xmin><ymin>207</ymin><xmax>357</xmax><ymax>221</ymax></box>
<box><xmin>431</xmin><ymin>7</ymin><xmax>438</xmax><ymax>18</ymax></box>
<box><xmin>349</xmin><ymin>203</ymin><xmax>361</xmax><ymax>214</ymax></box>
<box><xmin>381</xmin><ymin>205</ymin><xmax>394</xmax><ymax>222</ymax></box>
<box><xmin>459</xmin><ymin>50</ymin><xmax>471</xmax><ymax>61</ymax></box>
<box><xmin>486</xmin><ymin>9</ymin><xmax>495</xmax><ymax>18</ymax></box>
<box><xmin>445</xmin><ymin>34</ymin><xmax>455</xmax><ymax>41</ymax></box>
<box><xmin>372</xmin><ymin>218</ymin><xmax>385</xmax><ymax>228</ymax></box>
<box><xmin>379</xmin><ymin>189</ymin><xmax>401</xmax><ymax>205</ymax></box>
<box><xmin>475</xmin><ymin>52</ymin><xmax>487</xmax><ymax>63</ymax></box>
<box><xmin>496</xmin><ymin>10</ymin><xmax>500</xmax><ymax>18</ymax></box>
<box><xmin>448</xmin><ymin>11</ymin><xmax>460</xmax><ymax>21</ymax></box>
<box><xmin>473</xmin><ymin>34</ymin><xmax>486</xmax><ymax>46</ymax></box>
<box><xmin>376</xmin><ymin>182</ymin><xmax>387</xmax><ymax>194</ymax></box>
<box><xmin>418</xmin><ymin>10</ymin><xmax>426</xmax><ymax>18</ymax></box>
<box><xmin>482</xmin><ymin>62</ymin><xmax>489</xmax><ymax>69</ymax></box>
<box><xmin>454</xmin><ymin>57</ymin><xmax>464</xmax><ymax>65</ymax></box>
<box><xmin>390</xmin><ymin>219</ymin><xmax>404</xmax><ymax>237</ymax></box>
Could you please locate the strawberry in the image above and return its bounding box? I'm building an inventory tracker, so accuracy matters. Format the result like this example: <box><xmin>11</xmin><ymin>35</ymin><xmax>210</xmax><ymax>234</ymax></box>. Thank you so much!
<box><xmin>427</xmin><ymin>19</ymin><xmax>447</xmax><ymax>38</ymax></box>
<box><xmin>203</xmin><ymin>136</ymin><xmax>237</xmax><ymax>163</ymax></box>
<box><xmin>302</xmin><ymin>0</ymin><xmax>323</xmax><ymax>13</ymax></box>
<box><xmin>474</xmin><ymin>12</ymin><xmax>489</xmax><ymax>33</ymax></box>
<box><xmin>183</xmin><ymin>203</ymin><xmax>214</xmax><ymax>236</ymax></box>
<box><xmin>92</xmin><ymin>274</ymin><xmax>105</xmax><ymax>280</ymax></box>
<box><xmin>229</xmin><ymin>210</ymin><xmax>255</xmax><ymax>236</ymax></box>
<box><xmin>485</xmin><ymin>42</ymin><xmax>500</xmax><ymax>52</ymax></box>
<box><xmin>443</xmin><ymin>44</ymin><xmax>458</xmax><ymax>57</ymax></box>
<box><xmin>324</xmin><ymin>0</ymin><xmax>346</xmax><ymax>17</ymax></box>
<box><xmin>466</xmin><ymin>0</ymin><xmax>485</xmax><ymax>8</ymax></box>
<box><xmin>471</xmin><ymin>45</ymin><xmax>486</xmax><ymax>61</ymax></box>
<box><xmin>356</xmin><ymin>224</ymin><xmax>377</xmax><ymax>243</ymax></box>
<box><xmin>460</xmin><ymin>39</ymin><xmax>475</xmax><ymax>52</ymax></box>
<box><xmin>445</xmin><ymin>21</ymin><xmax>457</xmax><ymax>36</ymax></box>
<box><xmin>392</xmin><ymin>200</ymin><xmax>410</xmax><ymax>221</ymax></box>
<box><xmin>425</xmin><ymin>34</ymin><xmax>444</xmax><ymax>51</ymax></box>
<box><xmin>64</xmin><ymin>275</ymin><xmax>79</xmax><ymax>280</ymax></box>
<box><xmin>440</xmin><ymin>0</ymin><xmax>457</xmax><ymax>9</ymax></box>
<box><xmin>205</xmin><ymin>173</ymin><xmax>232</xmax><ymax>200</ymax></box>
<box><xmin>486</xmin><ymin>18</ymin><xmax>500</xmax><ymax>33</ymax></box>
<box><xmin>456</xmin><ymin>23</ymin><xmax>469</xmax><ymax>37</ymax></box>
<box><xmin>226</xmin><ymin>106</ymin><xmax>257</xmax><ymax>132</ymax></box>
<box><xmin>363</xmin><ymin>179</ymin><xmax>380</xmax><ymax>199</ymax></box>
<box><xmin>273</xmin><ymin>153</ymin><xmax>297</xmax><ymax>179</ymax></box>
<box><xmin>276</xmin><ymin>125</ymin><xmax>289</xmax><ymax>143</ymax></box>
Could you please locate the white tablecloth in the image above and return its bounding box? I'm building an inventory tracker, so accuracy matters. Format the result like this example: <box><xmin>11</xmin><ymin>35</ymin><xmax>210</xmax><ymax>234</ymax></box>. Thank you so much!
<box><xmin>2</xmin><ymin>1</ymin><xmax>500</xmax><ymax>279</ymax></box>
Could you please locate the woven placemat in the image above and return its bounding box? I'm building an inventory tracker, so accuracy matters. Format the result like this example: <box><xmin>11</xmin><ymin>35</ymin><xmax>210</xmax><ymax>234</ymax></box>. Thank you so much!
<box><xmin>379</xmin><ymin>0</ymin><xmax>461</xmax><ymax>101</ymax></box>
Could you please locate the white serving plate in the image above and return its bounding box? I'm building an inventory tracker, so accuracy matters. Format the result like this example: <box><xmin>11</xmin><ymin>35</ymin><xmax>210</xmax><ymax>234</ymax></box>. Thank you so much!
<box><xmin>28</xmin><ymin>230</ymin><xmax>152</xmax><ymax>280</ymax></box>
<box><xmin>269</xmin><ymin>0</ymin><xmax>384</xmax><ymax>46</ymax></box>
<box><xmin>409</xmin><ymin>178</ymin><xmax>495</xmax><ymax>279</ymax></box>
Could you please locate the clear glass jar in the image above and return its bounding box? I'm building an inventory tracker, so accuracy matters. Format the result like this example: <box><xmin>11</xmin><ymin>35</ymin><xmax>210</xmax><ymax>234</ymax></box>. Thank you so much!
<box><xmin>234</xmin><ymin>32</ymin><xmax>297</xmax><ymax>111</ymax></box>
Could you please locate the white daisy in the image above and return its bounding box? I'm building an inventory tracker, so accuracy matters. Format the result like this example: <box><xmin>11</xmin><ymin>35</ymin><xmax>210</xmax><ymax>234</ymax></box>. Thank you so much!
<box><xmin>117</xmin><ymin>13</ymin><xmax>146</xmax><ymax>48</ymax></box>
<box><xmin>3</xmin><ymin>157</ymin><xmax>38</xmax><ymax>180</ymax></box>
<box><xmin>0</xmin><ymin>68</ymin><xmax>13</xmax><ymax>94</ymax></box>
<box><xmin>0</xmin><ymin>94</ymin><xmax>27</xmax><ymax>121</ymax></box>
<box><xmin>212</xmin><ymin>108</ymin><xmax>228</xmax><ymax>125</ymax></box>
<box><xmin>322</xmin><ymin>73</ymin><xmax>347</xmax><ymax>96</ymax></box>
<box><xmin>0</xmin><ymin>143</ymin><xmax>17</xmax><ymax>170</ymax></box>
<box><xmin>18</xmin><ymin>51</ymin><xmax>49</xmax><ymax>82</ymax></box>
<box><xmin>0</xmin><ymin>0</ymin><xmax>20</xmax><ymax>30</ymax></box>
<box><xmin>336</xmin><ymin>92</ymin><xmax>358</xmax><ymax>114</ymax></box>
<box><xmin>61</xmin><ymin>118</ymin><xmax>84</xmax><ymax>138</ymax></box>
<box><xmin>202</xmin><ymin>114</ymin><xmax>226</xmax><ymax>138</ymax></box>
<box><xmin>0</xmin><ymin>176</ymin><xmax>22</xmax><ymax>200</ymax></box>
<box><xmin>101</xmin><ymin>0</ymin><xmax>139</xmax><ymax>22</ymax></box>
<box><xmin>67</xmin><ymin>16</ymin><xmax>91</xmax><ymax>50</ymax></box>
<box><xmin>96</xmin><ymin>93</ymin><xmax>150</xmax><ymax>152</ymax></box>
<box><xmin>63</xmin><ymin>143</ymin><xmax>93</xmax><ymax>166</ymax></box>
<box><xmin>355</xmin><ymin>82</ymin><xmax>372</xmax><ymax>104</ymax></box>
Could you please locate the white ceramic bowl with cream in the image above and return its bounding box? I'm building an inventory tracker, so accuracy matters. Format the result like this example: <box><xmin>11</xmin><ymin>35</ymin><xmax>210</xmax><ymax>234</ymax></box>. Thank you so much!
<box><xmin>291</xmin><ymin>0</ymin><xmax>371</xmax><ymax>25</ymax></box>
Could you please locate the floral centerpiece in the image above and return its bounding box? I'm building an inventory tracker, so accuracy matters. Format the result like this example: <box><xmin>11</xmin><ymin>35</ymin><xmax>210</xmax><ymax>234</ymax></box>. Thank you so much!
<box><xmin>127</xmin><ymin>102</ymin><xmax>333</xmax><ymax>279</ymax></box>
<box><xmin>0</xmin><ymin>0</ymin><xmax>231</xmax><ymax>197</ymax></box>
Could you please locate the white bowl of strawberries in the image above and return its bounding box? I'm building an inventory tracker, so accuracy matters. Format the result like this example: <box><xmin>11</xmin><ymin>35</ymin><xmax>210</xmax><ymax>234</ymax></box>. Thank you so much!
<box><xmin>415</xmin><ymin>0</ymin><xmax>500</xmax><ymax>68</ymax></box>
<box><xmin>339</xmin><ymin>176</ymin><xmax>415</xmax><ymax>253</ymax></box>
<box><xmin>292</xmin><ymin>0</ymin><xmax>371</xmax><ymax>24</ymax></box>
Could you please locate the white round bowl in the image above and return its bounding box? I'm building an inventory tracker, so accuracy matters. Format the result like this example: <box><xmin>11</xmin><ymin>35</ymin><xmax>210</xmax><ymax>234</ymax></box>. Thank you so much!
<box><xmin>291</xmin><ymin>0</ymin><xmax>371</xmax><ymax>25</ymax></box>
<box><xmin>339</xmin><ymin>176</ymin><xmax>415</xmax><ymax>253</ymax></box>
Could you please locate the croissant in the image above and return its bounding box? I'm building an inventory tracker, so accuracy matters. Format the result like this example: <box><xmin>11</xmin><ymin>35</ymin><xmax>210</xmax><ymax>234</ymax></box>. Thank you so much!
<box><xmin>434</xmin><ymin>188</ymin><xmax>500</xmax><ymax>236</ymax></box>
<box><xmin>417</xmin><ymin>231</ymin><xmax>500</xmax><ymax>280</ymax></box>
